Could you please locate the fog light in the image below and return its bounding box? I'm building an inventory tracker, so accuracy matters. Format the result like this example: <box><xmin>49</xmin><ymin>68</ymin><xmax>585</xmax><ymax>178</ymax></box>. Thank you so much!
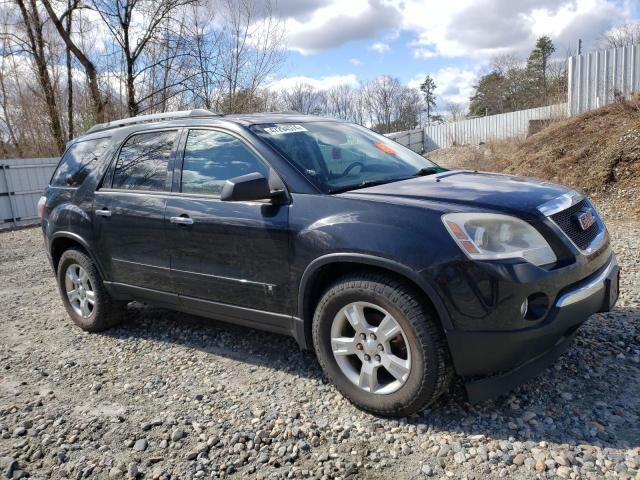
<box><xmin>524</xmin><ymin>293</ymin><xmax>550</xmax><ymax>321</ymax></box>
<box><xmin>520</xmin><ymin>298</ymin><xmax>528</xmax><ymax>317</ymax></box>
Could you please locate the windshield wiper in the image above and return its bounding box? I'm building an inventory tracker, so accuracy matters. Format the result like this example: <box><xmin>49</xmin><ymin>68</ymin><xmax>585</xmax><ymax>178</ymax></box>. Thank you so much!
<box><xmin>413</xmin><ymin>166</ymin><xmax>445</xmax><ymax>176</ymax></box>
<box><xmin>329</xmin><ymin>167</ymin><xmax>446</xmax><ymax>194</ymax></box>
<box><xmin>328</xmin><ymin>178</ymin><xmax>400</xmax><ymax>194</ymax></box>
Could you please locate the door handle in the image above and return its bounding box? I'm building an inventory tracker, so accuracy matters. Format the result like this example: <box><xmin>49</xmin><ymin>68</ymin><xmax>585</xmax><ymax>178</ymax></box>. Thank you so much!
<box><xmin>170</xmin><ymin>216</ymin><xmax>194</xmax><ymax>225</ymax></box>
<box><xmin>95</xmin><ymin>208</ymin><xmax>112</xmax><ymax>217</ymax></box>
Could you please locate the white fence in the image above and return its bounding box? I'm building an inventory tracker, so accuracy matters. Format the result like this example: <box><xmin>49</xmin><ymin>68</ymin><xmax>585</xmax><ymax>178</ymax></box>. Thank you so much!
<box><xmin>568</xmin><ymin>44</ymin><xmax>640</xmax><ymax>115</ymax></box>
<box><xmin>389</xmin><ymin>42</ymin><xmax>640</xmax><ymax>153</ymax></box>
<box><xmin>0</xmin><ymin>158</ymin><xmax>58</xmax><ymax>229</ymax></box>
<box><xmin>385</xmin><ymin>128</ymin><xmax>424</xmax><ymax>153</ymax></box>
<box><xmin>422</xmin><ymin>103</ymin><xmax>567</xmax><ymax>152</ymax></box>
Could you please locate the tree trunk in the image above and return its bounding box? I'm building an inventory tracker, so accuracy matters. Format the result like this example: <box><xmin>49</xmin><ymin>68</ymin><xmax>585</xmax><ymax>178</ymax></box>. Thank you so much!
<box><xmin>15</xmin><ymin>0</ymin><xmax>65</xmax><ymax>154</ymax></box>
<box><xmin>40</xmin><ymin>0</ymin><xmax>106</xmax><ymax>123</ymax></box>
<box><xmin>66</xmin><ymin>0</ymin><xmax>73</xmax><ymax>140</ymax></box>
<box><xmin>126</xmin><ymin>61</ymin><xmax>137</xmax><ymax>117</ymax></box>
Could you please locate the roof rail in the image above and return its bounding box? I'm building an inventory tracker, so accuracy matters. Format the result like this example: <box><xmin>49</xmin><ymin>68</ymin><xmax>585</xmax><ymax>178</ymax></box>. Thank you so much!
<box><xmin>85</xmin><ymin>109</ymin><xmax>221</xmax><ymax>134</ymax></box>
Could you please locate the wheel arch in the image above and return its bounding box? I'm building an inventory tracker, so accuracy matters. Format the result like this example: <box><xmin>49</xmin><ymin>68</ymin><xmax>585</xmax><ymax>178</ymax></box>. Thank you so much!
<box><xmin>297</xmin><ymin>253</ymin><xmax>453</xmax><ymax>350</ymax></box>
<box><xmin>49</xmin><ymin>232</ymin><xmax>106</xmax><ymax>280</ymax></box>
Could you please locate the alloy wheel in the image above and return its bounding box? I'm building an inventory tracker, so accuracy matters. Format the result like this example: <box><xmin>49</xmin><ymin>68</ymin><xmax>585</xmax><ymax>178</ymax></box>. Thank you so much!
<box><xmin>64</xmin><ymin>263</ymin><xmax>95</xmax><ymax>318</ymax></box>
<box><xmin>330</xmin><ymin>301</ymin><xmax>411</xmax><ymax>394</ymax></box>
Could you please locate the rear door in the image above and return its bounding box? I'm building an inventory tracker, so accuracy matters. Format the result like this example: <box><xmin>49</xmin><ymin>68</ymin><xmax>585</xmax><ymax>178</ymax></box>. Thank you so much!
<box><xmin>165</xmin><ymin>128</ymin><xmax>291</xmax><ymax>321</ymax></box>
<box><xmin>93</xmin><ymin>129</ymin><xmax>179</xmax><ymax>303</ymax></box>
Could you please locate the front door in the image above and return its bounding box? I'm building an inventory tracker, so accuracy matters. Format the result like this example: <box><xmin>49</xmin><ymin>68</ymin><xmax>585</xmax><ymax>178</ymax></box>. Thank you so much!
<box><xmin>93</xmin><ymin>129</ymin><xmax>179</xmax><ymax>303</ymax></box>
<box><xmin>166</xmin><ymin>128</ymin><xmax>291</xmax><ymax>325</ymax></box>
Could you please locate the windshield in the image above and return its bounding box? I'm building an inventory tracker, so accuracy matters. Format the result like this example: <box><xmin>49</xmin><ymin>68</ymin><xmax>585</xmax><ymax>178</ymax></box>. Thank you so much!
<box><xmin>250</xmin><ymin>121</ymin><xmax>441</xmax><ymax>193</ymax></box>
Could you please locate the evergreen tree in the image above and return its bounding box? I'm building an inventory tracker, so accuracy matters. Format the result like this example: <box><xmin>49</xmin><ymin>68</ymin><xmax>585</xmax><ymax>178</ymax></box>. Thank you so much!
<box><xmin>419</xmin><ymin>75</ymin><xmax>437</xmax><ymax>123</ymax></box>
<box><xmin>527</xmin><ymin>36</ymin><xmax>556</xmax><ymax>91</ymax></box>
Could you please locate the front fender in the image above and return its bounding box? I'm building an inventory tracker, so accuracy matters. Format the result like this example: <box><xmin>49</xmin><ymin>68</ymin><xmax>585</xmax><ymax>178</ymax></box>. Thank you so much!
<box><xmin>298</xmin><ymin>252</ymin><xmax>454</xmax><ymax>332</ymax></box>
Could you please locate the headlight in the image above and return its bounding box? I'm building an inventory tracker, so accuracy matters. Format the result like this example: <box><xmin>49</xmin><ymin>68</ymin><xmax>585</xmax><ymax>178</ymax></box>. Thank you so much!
<box><xmin>442</xmin><ymin>213</ymin><xmax>557</xmax><ymax>266</ymax></box>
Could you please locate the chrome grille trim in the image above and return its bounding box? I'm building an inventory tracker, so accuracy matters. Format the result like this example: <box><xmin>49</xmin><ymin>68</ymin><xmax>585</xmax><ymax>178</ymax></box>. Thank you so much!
<box><xmin>537</xmin><ymin>190</ymin><xmax>584</xmax><ymax>216</ymax></box>
<box><xmin>539</xmin><ymin>194</ymin><xmax>607</xmax><ymax>255</ymax></box>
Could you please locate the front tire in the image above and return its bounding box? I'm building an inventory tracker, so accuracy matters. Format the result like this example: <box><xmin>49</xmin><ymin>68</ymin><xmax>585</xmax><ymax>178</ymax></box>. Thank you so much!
<box><xmin>312</xmin><ymin>273</ymin><xmax>452</xmax><ymax>416</ymax></box>
<box><xmin>57</xmin><ymin>248</ymin><xmax>125</xmax><ymax>332</ymax></box>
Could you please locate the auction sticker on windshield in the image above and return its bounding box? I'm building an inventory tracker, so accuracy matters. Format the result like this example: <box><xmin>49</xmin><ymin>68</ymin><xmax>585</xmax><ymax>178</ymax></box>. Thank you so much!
<box><xmin>264</xmin><ymin>124</ymin><xmax>308</xmax><ymax>135</ymax></box>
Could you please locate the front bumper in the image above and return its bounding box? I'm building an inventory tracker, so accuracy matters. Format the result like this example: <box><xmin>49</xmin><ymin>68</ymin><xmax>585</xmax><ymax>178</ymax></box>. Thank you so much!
<box><xmin>446</xmin><ymin>254</ymin><xmax>620</xmax><ymax>403</ymax></box>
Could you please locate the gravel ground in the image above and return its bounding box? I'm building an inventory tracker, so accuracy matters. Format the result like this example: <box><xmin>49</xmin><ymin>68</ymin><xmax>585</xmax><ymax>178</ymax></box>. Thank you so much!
<box><xmin>0</xmin><ymin>219</ymin><xmax>639</xmax><ymax>480</ymax></box>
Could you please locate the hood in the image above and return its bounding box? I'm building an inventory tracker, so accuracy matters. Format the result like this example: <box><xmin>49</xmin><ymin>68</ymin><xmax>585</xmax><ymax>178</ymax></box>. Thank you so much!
<box><xmin>341</xmin><ymin>170</ymin><xmax>572</xmax><ymax>217</ymax></box>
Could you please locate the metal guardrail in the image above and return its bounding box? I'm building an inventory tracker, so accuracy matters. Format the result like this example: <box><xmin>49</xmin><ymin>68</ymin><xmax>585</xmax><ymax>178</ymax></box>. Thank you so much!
<box><xmin>0</xmin><ymin>158</ymin><xmax>58</xmax><ymax>229</ymax></box>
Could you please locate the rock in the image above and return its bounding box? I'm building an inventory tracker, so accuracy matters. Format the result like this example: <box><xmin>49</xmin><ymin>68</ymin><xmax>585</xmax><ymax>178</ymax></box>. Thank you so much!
<box><xmin>512</xmin><ymin>453</ymin><xmax>526</xmax><ymax>466</ymax></box>
<box><xmin>3</xmin><ymin>459</ymin><xmax>18</xmax><ymax>479</ymax></box>
<box><xmin>127</xmin><ymin>462</ymin><xmax>138</xmax><ymax>478</ymax></box>
<box><xmin>151</xmin><ymin>467</ymin><xmax>164</xmax><ymax>479</ymax></box>
<box><xmin>171</xmin><ymin>427</ymin><xmax>185</xmax><ymax>442</ymax></box>
<box><xmin>421</xmin><ymin>464</ymin><xmax>434</xmax><ymax>476</ymax></box>
<box><xmin>108</xmin><ymin>467</ymin><xmax>123</xmax><ymax>478</ymax></box>
<box><xmin>522</xmin><ymin>411</ymin><xmax>537</xmax><ymax>422</ymax></box>
<box><xmin>13</xmin><ymin>427</ymin><xmax>26</xmax><ymax>437</ymax></box>
<box><xmin>186</xmin><ymin>451</ymin><xmax>198</xmax><ymax>460</ymax></box>
<box><xmin>557</xmin><ymin>466</ymin><xmax>571</xmax><ymax>478</ymax></box>
<box><xmin>561</xmin><ymin>392</ymin><xmax>573</xmax><ymax>400</ymax></box>
<box><xmin>133</xmin><ymin>439</ymin><xmax>147</xmax><ymax>452</ymax></box>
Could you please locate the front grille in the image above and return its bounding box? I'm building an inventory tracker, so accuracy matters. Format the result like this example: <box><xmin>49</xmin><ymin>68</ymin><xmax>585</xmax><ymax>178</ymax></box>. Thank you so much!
<box><xmin>550</xmin><ymin>199</ymin><xmax>601</xmax><ymax>250</ymax></box>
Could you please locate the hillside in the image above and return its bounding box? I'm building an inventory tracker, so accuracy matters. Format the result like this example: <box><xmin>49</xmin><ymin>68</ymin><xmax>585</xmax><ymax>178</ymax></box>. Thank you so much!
<box><xmin>429</xmin><ymin>99</ymin><xmax>640</xmax><ymax>219</ymax></box>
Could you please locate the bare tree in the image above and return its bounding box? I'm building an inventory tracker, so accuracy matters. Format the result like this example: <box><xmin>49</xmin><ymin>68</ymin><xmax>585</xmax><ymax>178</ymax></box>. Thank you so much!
<box><xmin>395</xmin><ymin>87</ymin><xmax>423</xmax><ymax>130</ymax></box>
<box><xmin>367</xmin><ymin>75</ymin><xmax>401</xmax><ymax>133</ymax></box>
<box><xmin>64</xmin><ymin>0</ymin><xmax>73</xmax><ymax>139</ymax></box>
<box><xmin>90</xmin><ymin>0</ymin><xmax>195</xmax><ymax>116</ymax></box>
<box><xmin>0</xmin><ymin>38</ymin><xmax>22</xmax><ymax>157</ymax></box>
<box><xmin>326</xmin><ymin>84</ymin><xmax>354</xmax><ymax>120</ymax></box>
<box><xmin>14</xmin><ymin>0</ymin><xmax>65</xmax><ymax>153</ymax></box>
<box><xmin>282</xmin><ymin>82</ymin><xmax>324</xmax><ymax>114</ymax></box>
<box><xmin>184</xmin><ymin>3</ymin><xmax>222</xmax><ymax>110</ymax></box>
<box><xmin>41</xmin><ymin>0</ymin><xmax>107</xmax><ymax>123</ymax></box>
<box><xmin>217</xmin><ymin>0</ymin><xmax>285</xmax><ymax>113</ymax></box>
<box><xmin>445</xmin><ymin>101</ymin><xmax>465</xmax><ymax>122</ymax></box>
<box><xmin>600</xmin><ymin>22</ymin><xmax>640</xmax><ymax>49</ymax></box>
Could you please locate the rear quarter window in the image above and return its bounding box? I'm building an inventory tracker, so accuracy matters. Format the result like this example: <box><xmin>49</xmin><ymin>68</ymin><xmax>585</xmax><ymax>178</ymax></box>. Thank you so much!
<box><xmin>50</xmin><ymin>137</ymin><xmax>111</xmax><ymax>187</ymax></box>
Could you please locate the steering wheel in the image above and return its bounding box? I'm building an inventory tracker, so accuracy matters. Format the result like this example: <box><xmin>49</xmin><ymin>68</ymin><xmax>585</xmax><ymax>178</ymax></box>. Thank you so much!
<box><xmin>342</xmin><ymin>161</ymin><xmax>365</xmax><ymax>176</ymax></box>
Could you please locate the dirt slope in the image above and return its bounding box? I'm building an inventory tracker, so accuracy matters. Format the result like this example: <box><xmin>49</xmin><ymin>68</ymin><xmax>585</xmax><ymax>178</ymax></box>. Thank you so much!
<box><xmin>430</xmin><ymin>99</ymin><xmax>640</xmax><ymax>219</ymax></box>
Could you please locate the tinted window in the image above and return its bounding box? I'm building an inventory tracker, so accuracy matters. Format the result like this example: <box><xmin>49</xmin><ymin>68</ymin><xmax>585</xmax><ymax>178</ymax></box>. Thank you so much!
<box><xmin>181</xmin><ymin>130</ymin><xmax>269</xmax><ymax>195</ymax></box>
<box><xmin>112</xmin><ymin>130</ymin><xmax>177</xmax><ymax>191</ymax></box>
<box><xmin>50</xmin><ymin>138</ymin><xmax>110</xmax><ymax>187</ymax></box>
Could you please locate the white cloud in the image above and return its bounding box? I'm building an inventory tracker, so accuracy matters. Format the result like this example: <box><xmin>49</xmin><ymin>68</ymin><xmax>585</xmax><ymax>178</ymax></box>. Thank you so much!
<box><xmin>349</xmin><ymin>58</ymin><xmax>362</xmax><ymax>65</ymax></box>
<box><xmin>369</xmin><ymin>42</ymin><xmax>390</xmax><ymax>54</ymax></box>
<box><xmin>274</xmin><ymin>0</ymin><xmax>635</xmax><ymax>58</ymax></box>
<box><xmin>282</xmin><ymin>0</ymin><xmax>402</xmax><ymax>54</ymax></box>
<box><xmin>400</xmin><ymin>0</ymin><xmax>628</xmax><ymax>59</ymax></box>
<box><xmin>267</xmin><ymin>74</ymin><xmax>360</xmax><ymax>91</ymax></box>
<box><xmin>412</xmin><ymin>47</ymin><xmax>438</xmax><ymax>59</ymax></box>
<box><xmin>408</xmin><ymin>67</ymin><xmax>480</xmax><ymax>108</ymax></box>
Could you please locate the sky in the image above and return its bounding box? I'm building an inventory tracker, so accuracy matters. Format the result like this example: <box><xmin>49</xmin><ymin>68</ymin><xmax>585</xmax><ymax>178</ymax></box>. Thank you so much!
<box><xmin>267</xmin><ymin>0</ymin><xmax>640</xmax><ymax>109</ymax></box>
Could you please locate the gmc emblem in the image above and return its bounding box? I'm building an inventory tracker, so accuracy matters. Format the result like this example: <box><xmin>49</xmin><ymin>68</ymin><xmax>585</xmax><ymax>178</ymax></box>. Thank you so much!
<box><xmin>575</xmin><ymin>208</ymin><xmax>596</xmax><ymax>231</ymax></box>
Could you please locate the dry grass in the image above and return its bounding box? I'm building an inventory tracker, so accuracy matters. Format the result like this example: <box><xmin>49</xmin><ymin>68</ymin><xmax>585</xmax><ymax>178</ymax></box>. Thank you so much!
<box><xmin>428</xmin><ymin>98</ymin><xmax>640</xmax><ymax>219</ymax></box>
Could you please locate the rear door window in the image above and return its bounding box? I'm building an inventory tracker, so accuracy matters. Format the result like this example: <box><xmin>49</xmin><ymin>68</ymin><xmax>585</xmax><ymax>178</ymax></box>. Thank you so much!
<box><xmin>180</xmin><ymin>129</ymin><xmax>269</xmax><ymax>196</ymax></box>
<box><xmin>50</xmin><ymin>137</ymin><xmax>110</xmax><ymax>187</ymax></box>
<box><xmin>112</xmin><ymin>130</ymin><xmax>177</xmax><ymax>191</ymax></box>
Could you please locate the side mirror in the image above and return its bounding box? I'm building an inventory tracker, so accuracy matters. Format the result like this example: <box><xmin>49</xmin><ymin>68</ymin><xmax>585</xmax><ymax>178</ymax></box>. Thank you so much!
<box><xmin>220</xmin><ymin>172</ymin><xmax>273</xmax><ymax>202</ymax></box>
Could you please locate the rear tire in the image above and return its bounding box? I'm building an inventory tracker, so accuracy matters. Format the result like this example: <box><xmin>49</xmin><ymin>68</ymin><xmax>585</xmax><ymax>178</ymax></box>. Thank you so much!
<box><xmin>57</xmin><ymin>248</ymin><xmax>125</xmax><ymax>332</ymax></box>
<box><xmin>312</xmin><ymin>273</ymin><xmax>452</xmax><ymax>416</ymax></box>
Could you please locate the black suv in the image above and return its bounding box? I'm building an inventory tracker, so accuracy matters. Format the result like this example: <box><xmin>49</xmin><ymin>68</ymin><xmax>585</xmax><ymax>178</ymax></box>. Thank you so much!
<box><xmin>39</xmin><ymin>109</ymin><xmax>619</xmax><ymax>416</ymax></box>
